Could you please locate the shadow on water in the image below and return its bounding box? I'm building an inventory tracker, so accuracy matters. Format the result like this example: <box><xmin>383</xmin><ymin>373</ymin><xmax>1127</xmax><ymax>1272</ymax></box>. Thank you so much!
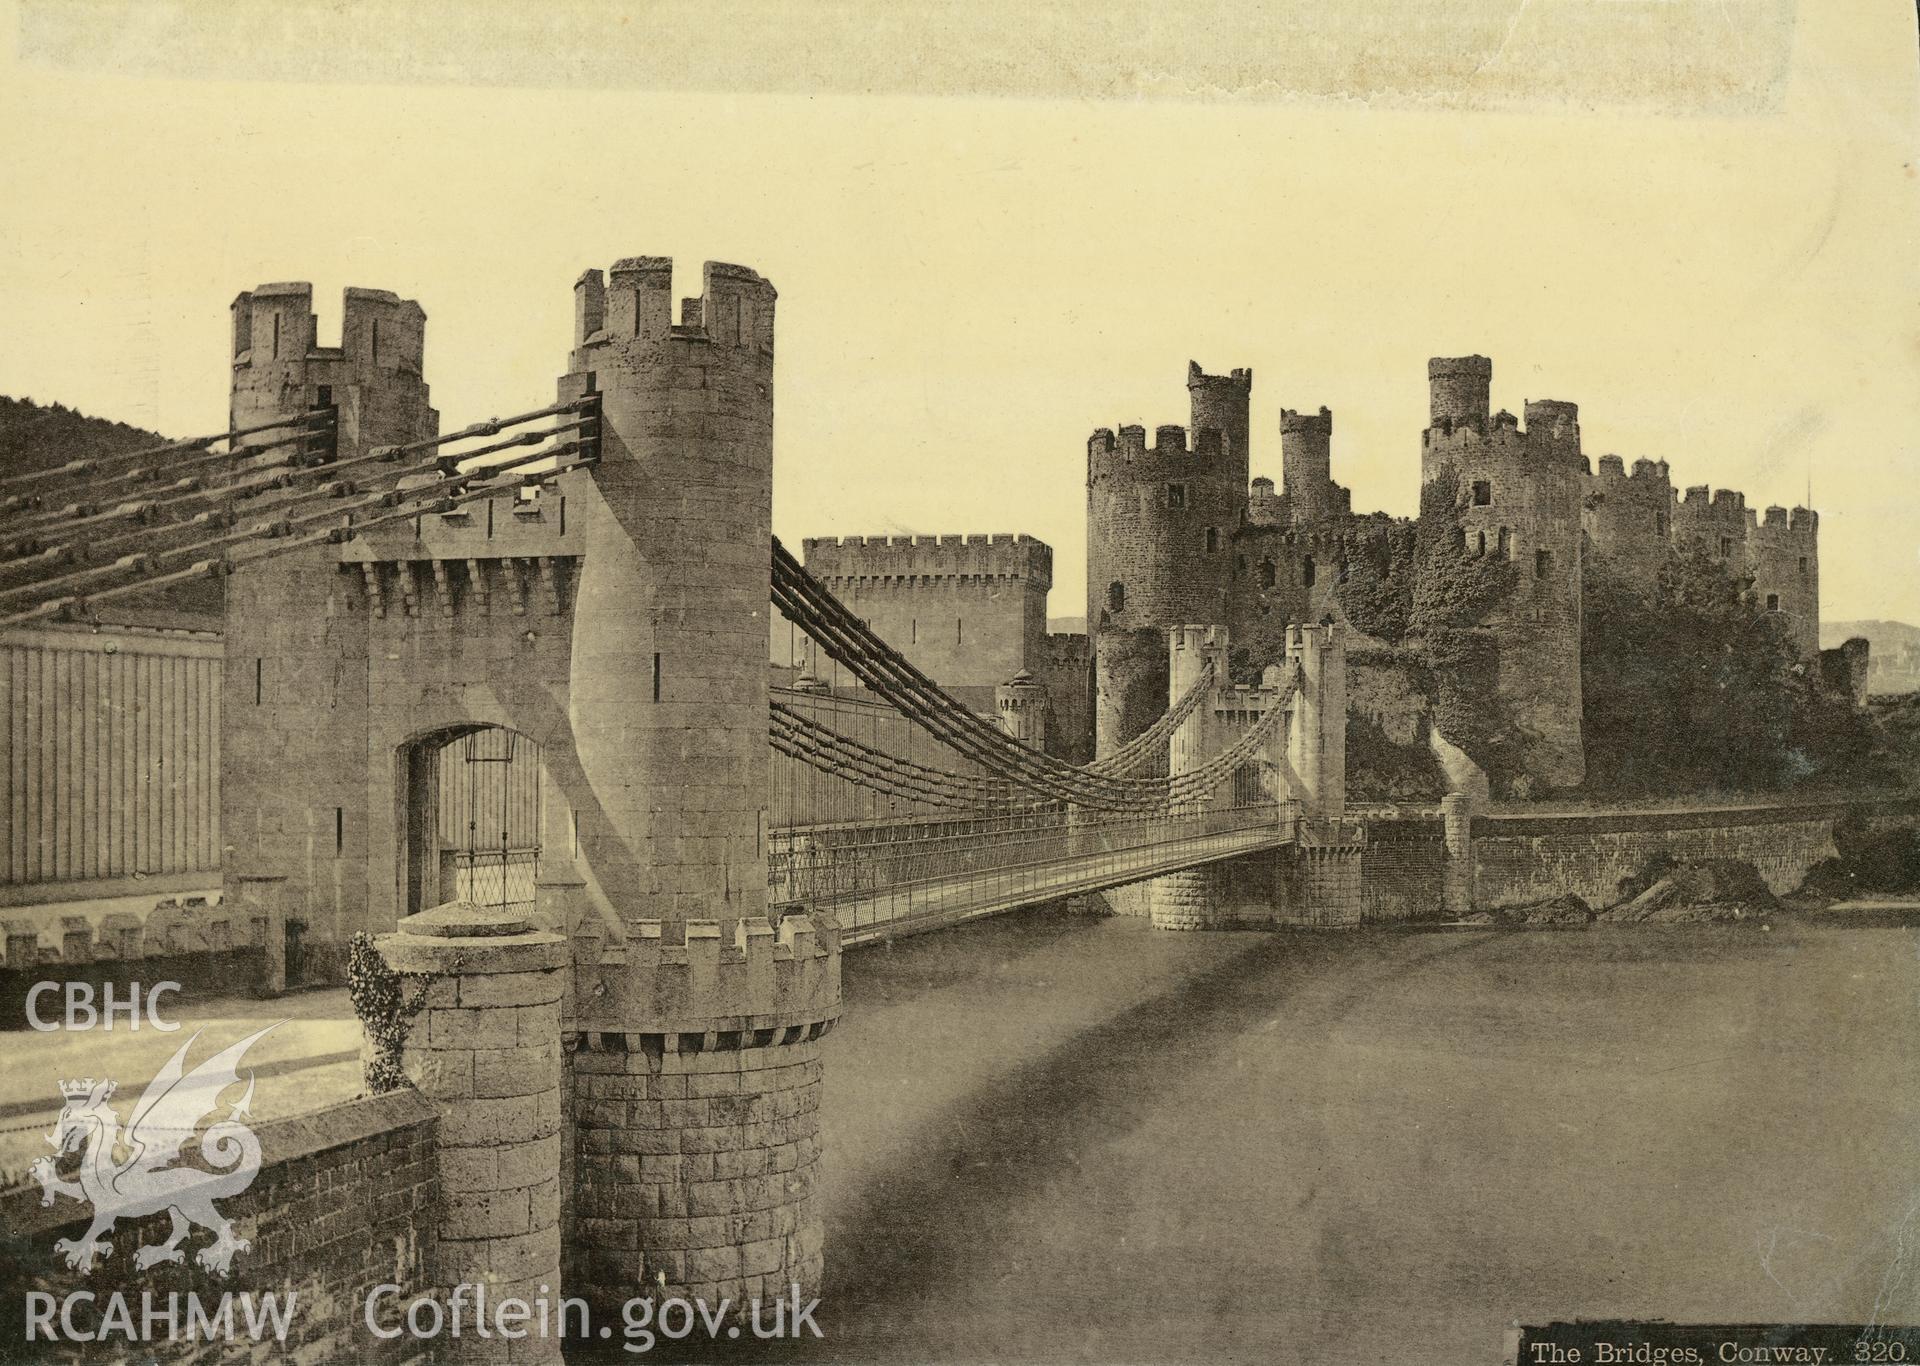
<box><xmin>810</xmin><ymin>924</ymin><xmax>1495</xmax><ymax>1355</ymax></box>
<box><xmin>570</xmin><ymin>915</ymin><xmax>1497</xmax><ymax>1363</ymax></box>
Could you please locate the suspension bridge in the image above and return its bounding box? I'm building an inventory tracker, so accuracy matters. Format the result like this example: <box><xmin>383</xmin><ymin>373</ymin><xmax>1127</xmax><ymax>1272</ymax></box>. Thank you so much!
<box><xmin>1</xmin><ymin>326</ymin><xmax>1346</xmax><ymax>953</ymax></box>
<box><xmin>0</xmin><ymin>260</ymin><xmax>1367</xmax><ymax>1319</ymax></box>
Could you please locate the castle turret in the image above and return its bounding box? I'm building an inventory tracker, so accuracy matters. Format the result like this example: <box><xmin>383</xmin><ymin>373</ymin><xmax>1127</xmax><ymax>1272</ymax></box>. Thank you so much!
<box><xmin>1673</xmin><ymin>485</ymin><xmax>1752</xmax><ymax>566</ymax></box>
<box><xmin>230</xmin><ymin>283</ymin><xmax>435</xmax><ymax>454</ymax></box>
<box><xmin>1750</xmin><ymin>504</ymin><xmax>1820</xmax><ymax>658</ymax></box>
<box><xmin>996</xmin><ymin>668</ymin><xmax>1048</xmax><ymax>748</ymax></box>
<box><xmin>1428</xmin><ymin>355</ymin><xmax>1492</xmax><ymax>430</ymax></box>
<box><xmin>1188</xmin><ymin>360</ymin><xmax>1252</xmax><ymax>493</ymax></box>
<box><xmin>1279</xmin><ymin>405</ymin><xmax>1352</xmax><ymax>525</ymax></box>
<box><xmin>557</xmin><ymin>259</ymin><xmax>834</xmax><ymax>1316</ymax></box>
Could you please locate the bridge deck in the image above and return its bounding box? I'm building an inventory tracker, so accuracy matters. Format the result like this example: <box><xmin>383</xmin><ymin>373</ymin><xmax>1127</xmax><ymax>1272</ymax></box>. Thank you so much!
<box><xmin>799</xmin><ymin>818</ymin><xmax>1291</xmax><ymax>945</ymax></box>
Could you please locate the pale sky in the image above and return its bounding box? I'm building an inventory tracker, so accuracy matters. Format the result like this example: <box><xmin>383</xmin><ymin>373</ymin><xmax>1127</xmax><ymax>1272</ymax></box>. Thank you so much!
<box><xmin>2</xmin><ymin>0</ymin><xmax>1917</xmax><ymax>624</ymax></box>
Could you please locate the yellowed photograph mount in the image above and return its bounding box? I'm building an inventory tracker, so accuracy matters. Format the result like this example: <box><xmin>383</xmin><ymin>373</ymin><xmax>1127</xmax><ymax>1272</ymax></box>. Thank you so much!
<box><xmin>1</xmin><ymin>2</ymin><xmax>1917</xmax><ymax>1362</ymax></box>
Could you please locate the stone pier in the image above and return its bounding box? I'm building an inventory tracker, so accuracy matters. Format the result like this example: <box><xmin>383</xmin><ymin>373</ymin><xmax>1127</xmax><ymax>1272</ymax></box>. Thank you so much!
<box><xmin>378</xmin><ymin>901</ymin><xmax>567</xmax><ymax>1363</ymax></box>
<box><xmin>567</xmin><ymin>911</ymin><xmax>839</xmax><ymax>1308</ymax></box>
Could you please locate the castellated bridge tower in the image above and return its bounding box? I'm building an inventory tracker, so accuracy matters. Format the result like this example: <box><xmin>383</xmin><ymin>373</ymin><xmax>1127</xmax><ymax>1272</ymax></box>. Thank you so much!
<box><xmin>1420</xmin><ymin>357</ymin><xmax>1586</xmax><ymax>792</ymax></box>
<box><xmin>1088</xmin><ymin>362</ymin><xmax>1249</xmax><ymax>760</ymax></box>
<box><xmin>223</xmin><ymin>284</ymin><xmax>439</xmax><ymax>971</ymax></box>
<box><xmin>557</xmin><ymin>259</ymin><xmax>838</xmax><ymax>1314</ymax></box>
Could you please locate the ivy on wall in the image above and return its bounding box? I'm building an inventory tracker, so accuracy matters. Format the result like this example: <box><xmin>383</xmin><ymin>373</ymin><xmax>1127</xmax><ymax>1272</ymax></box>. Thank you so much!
<box><xmin>1581</xmin><ymin>542</ymin><xmax>1883</xmax><ymax>795</ymax></box>
<box><xmin>346</xmin><ymin>931</ymin><xmax>441</xmax><ymax>1095</ymax></box>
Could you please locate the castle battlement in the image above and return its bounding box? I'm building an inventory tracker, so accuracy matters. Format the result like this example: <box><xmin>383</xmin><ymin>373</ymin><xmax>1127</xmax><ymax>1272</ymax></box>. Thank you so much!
<box><xmin>803</xmin><ymin>532</ymin><xmax>1053</xmax><ymax>588</ymax></box>
<box><xmin>1280</xmin><ymin>406</ymin><xmax>1333</xmax><ymax>436</ymax></box>
<box><xmin>1187</xmin><ymin>361</ymin><xmax>1252</xmax><ymax>396</ymax></box>
<box><xmin>573</xmin><ymin>257</ymin><xmax>776</xmax><ymax>356</ymax></box>
<box><xmin>231</xmin><ymin>283</ymin><xmax>427</xmax><ymax>377</ymax></box>
<box><xmin>1676</xmin><ymin>486</ymin><xmax>1755</xmax><ymax>529</ymax></box>
<box><xmin>1754</xmin><ymin>506</ymin><xmax>1818</xmax><ymax>540</ymax></box>
<box><xmin>571</xmin><ymin>911</ymin><xmax>841</xmax><ymax>1038</ymax></box>
<box><xmin>1590</xmin><ymin>455</ymin><xmax>1671</xmax><ymax>495</ymax></box>
<box><xmin>1087</xmin><ymin>421</ymin><xmax>1231</xmax><ymax>476</ymax></box>
<box><xmin>1236</xmin><ymin>522</ymin><xmax>1379</xmax><ymax>561</ymax></box>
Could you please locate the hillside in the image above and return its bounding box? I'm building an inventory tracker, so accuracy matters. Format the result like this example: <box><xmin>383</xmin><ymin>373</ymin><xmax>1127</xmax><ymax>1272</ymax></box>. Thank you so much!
<box><xmin>1823</xmin><ymin>619</ymin><xmax>1920</xmax><ymax>651</ymax></box>
<box><xmin>0</xmin><ymin>396</ymin><xmax>222</xmax><ymax>626</ymax></box>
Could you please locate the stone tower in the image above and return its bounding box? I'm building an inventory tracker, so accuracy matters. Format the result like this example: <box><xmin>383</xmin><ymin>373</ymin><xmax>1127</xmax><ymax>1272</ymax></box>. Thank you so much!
<box><xmin>1419</xmin><ymin>357</ymin><xmax>1586</xmax><ymax>792</ymax></box>
<box><xmin>1751</xmin><ymin>505</ymin><xmax>1820</xmax><ymax>659</ymax></box>
<box><xmin>1280</xmin><ymin>406</ymin><xmax>1352</xmax><ymax>524</ymax></box>
<box><xmin>556</xmin><ymin>259</ymin><xmax>838</xmax><ymax>1314</ymax></box>
<box><xmin>1582</xmin><ymin>454</ymin><xmax>1673</xmax><ymax>590</ymax></box>
<box><xmin>222</xmin><ymin>284</ymin><xmax>439</xmax><ymax>968</ymax></box>
<box><xmin>1148</xmin><ymin>625</ymin><xmax>1232</xmax><ymax>931</ymax></box>
<box><xmin>996</xmin><ymin>668</ymin><xmax>1048</xmax><ymax>748</ymax></box>
<box><xmin>1087</xmin><ymin>362</ymin><xmax>1248</xmax><ymax>759</ymax></box>
<box><xmin>1186</xmin><ymin>360</ymin><xmax>1252</xmax><ymax>494</ymax></box>
<box><xmin>1427</xmin><ymin>355</ymin><xmax>1493</xmax><ymax>429</ymax></box>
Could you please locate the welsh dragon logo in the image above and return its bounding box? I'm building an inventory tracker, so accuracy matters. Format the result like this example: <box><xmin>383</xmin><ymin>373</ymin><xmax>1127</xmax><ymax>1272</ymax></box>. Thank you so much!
<box><xmin>29</xmin><ymin>1026</ymin><xmax>275</xmax><ymax>1276</ymax></box>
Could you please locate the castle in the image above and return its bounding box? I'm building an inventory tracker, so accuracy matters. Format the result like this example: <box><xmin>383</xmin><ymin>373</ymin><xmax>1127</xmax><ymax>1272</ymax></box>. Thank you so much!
<box><xmin>800</xmin><ymin>354</ymin><xmax>1836</xmax><ymax>796</ymax></box>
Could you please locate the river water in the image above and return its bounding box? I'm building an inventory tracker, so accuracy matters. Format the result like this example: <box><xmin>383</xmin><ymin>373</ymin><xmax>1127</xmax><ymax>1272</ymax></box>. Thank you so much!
<box><xmin>804</xmin><ymin>908</ymin><xmax>1920</xmax><ymax>1363</ymax></box>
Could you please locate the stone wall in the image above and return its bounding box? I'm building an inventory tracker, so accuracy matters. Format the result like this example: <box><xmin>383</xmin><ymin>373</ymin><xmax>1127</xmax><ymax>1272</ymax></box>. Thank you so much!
<box><xmin>1034</xmin><ymin>631</ymin><xmax>1093</xmax><ymax>763</ymax></box>
<box><xmin>0</xmin><ymin>1088</ymin><xmax>439</xmax><ymax>1362</ymax></box>
<box><xmin>566</xmin><ymin>908</ymin><xmax>839</xmax><ymax>1315</ymax></box>
<box><xmin>1357</xmin><ymin>817</ymin><xmax>1445</xmax><ymax>921</ymax></box>
<box><xmin>1469</xmin><ymin>803</ymin><xmax>1852</xmax><ymax>908</ymax></box>
<box><xmin>1420</xmin><ymin>389</ymin><xmax>1587</xmax><ymax>792</ymax></box>
<box><xmin>568</xmin><ymin>1035</ymin><xmax>825</xmax><ymax>1307</ymax></box>
<box><xmin>0</xmin><ymin>945</ymin><xmax>267</xmax><ymax>1030</ymax></box>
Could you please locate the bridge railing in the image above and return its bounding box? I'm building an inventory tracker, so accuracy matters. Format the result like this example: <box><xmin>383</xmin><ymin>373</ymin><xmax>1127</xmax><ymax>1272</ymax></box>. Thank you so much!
<box><xmin>769</xmin><ymin>802</ymin><xmax>1283</xmax><ymax>928</ymax></box>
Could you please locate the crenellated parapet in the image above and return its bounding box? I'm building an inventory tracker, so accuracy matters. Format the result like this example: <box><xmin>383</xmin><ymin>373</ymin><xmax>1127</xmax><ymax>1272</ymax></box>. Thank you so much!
<box><xmin>230</xmin><ymin>284</ymin><xmax>437</xmax><ymax>456</ymax></box>
<box><xmin>1428</xmin><ymin>355</ymin><xmax>1493</xmax><ymax>428</ymax></box>
<box><xmin>571</xmin><ymin>257</ymin><xmax>776</xmax><ymax>355</ymax></box>
<box><xmin>1087</xmin><ymin>364</ymin><xmax>1248</xmax><ymax>757</ymax></box>
<box><xmin>1750</xmin><ymin>502</ymin><xmax>1820</xmax><ymax>658</ymax></box>
<box><xmin>1583</xmin><ymin>452</ymin><xmax>1675</xmax><ymax>585</ymax></box>
<box><xmin>1086</xmin><ymin>422</ymin><xmax>1233</xmax><ymax>485</ymax></box>
<box><xmin>568</xmin><ymin>910</ymin><xmax>841</xmax><ymax>1044</ymax></box>
<box><xmin>1186</xmin><ymin>360</ymin><xmax>1252</xmax><ymax>482</ymax></box>
<box><xmin>803</xmin><ymin>532</ymin><xmax>1052</xmax><ymax>588</ymax></box>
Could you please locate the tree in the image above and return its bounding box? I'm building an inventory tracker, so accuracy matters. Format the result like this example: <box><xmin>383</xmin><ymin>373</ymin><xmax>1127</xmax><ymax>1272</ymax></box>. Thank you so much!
<box><xmin>1582</xmin><ymin>543</ymin><xmax>1800</xmax><ymax>793</ymax></box>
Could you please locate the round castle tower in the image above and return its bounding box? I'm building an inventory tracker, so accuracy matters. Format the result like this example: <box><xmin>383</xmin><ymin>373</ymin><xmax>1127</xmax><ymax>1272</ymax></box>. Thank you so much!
<box><xmin>1087</xmin><ymin>362</ymin><xmax>1249</xmax><ymax>758</ymax></box>
<box><xmin>1280</xmin><ymin>406</ymin><xmax>1352</xmax><ymax>524</ymax></box>
<box><xmin>1419</xmin><ymin>357</ymin><xmax>1586</xmax><ymax>792</ymax></box>
<box><xmin>557</xmin><ymin>259</ymin><xmax>838</xmax><ymax>1314</ymax></box>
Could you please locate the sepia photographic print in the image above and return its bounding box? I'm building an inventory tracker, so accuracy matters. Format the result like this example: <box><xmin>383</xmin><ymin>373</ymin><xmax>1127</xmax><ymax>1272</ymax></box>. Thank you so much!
<box><xmin>2</xmin><ymin>1</ymin><xmax>1919</xmax><ymax>1361</ymax></box>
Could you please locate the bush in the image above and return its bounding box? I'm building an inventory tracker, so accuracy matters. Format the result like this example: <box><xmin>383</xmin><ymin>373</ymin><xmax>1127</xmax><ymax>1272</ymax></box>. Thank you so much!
<box><xmin>1346</xmin><ymin>712</ymin><xmax>1446</xmax><ymax>802</ymax></box>
<box><xmin>1582</xmin><ymin>544</ymin><xmax>1808</xmax><ymax>794</ymax></box>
